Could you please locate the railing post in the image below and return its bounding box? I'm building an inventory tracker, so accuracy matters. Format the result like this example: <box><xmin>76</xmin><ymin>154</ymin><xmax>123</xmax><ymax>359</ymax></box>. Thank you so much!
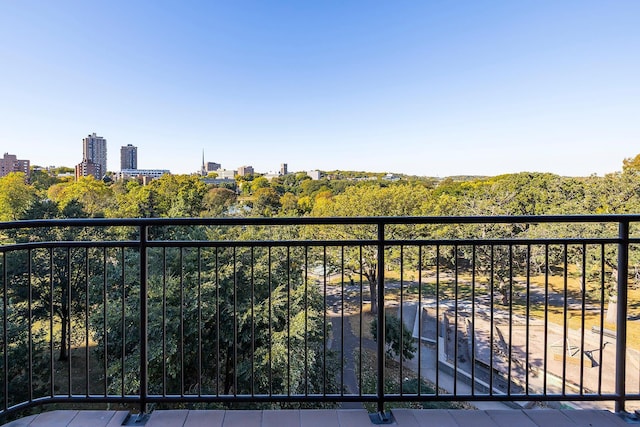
<box><xmin>615</xmin><ymin>221</ymin><xmax>629</xmax><ymax>414</ymax></box>
<box><xmin>376</xmin><ymin>221</ymin><xmax>388</xmax><ymax>420</ymax></box>
<box><xmin>139</xmin><ymin>225</ymin><xmax>149</xmax><ymax>417</ymax></box>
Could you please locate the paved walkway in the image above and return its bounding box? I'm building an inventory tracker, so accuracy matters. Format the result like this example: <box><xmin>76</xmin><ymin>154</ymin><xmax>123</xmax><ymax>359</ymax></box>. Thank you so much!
<box><xmin>326</xmin><ymin>294</ymin><xmax>514</xmax><ymax>411</ymax></box>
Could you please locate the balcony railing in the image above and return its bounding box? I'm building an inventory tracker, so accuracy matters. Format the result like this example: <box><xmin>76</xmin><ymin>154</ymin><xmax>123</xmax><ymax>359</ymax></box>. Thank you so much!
<box><xmin>1</xmin><ymin>216</ymin><xmax>639</xmax><ymax>421</ymax></box>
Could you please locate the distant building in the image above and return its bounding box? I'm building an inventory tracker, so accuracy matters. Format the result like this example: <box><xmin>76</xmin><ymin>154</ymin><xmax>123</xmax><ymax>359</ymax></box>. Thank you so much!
<box><xmin>0</xmin><ymin>153</ymin><xmax>30</xmax><ymax>178</ymax></box>
<box><xmin>199</xmin><ymin>151</ymin><xmax>221</xmax><ymax>176</ymax></box>
<box><xmin>202</xmin><ymin>177</ymin><xmax>238</xmax><ymax>186</ymax></box>
<box><xmin>118</xmin><ymin>169</ymin><xmax>170</xmax><ymax>180</ymax></box>
<box><xmin>75</xmin><ymin>159</ymin><xmax>102</xmax><ymax>180</ymax></box>
<box><xmin>82</xmin><ymin>133</ymin><xmax>107</xmax><ymax>176</ymax></box>
<box><xmin>207</xmin><ymin>162</ymin><xmax>221</xmax><ymax>173</ymax></box>
<box><xmin>217</xmin><ymin>169</ymin><xmax>237</xmax><ymax>180</ymax></box>
<box><xmin>307</xmin><ymin>170</ymin><xmax>321</xmax><ymax>180</ymax></box>
<box><xmin>237</xmin><ymin>165</ymin><xmax>254</xmax><ymax>176</ymax></box>
<box><xmin>280</xmin><ymin>163</ymin><xmax>288</xmax><ymax>175</ymax></box>
<box><xmin>120</xmin><ymin>144</ymin><xmax>137</xmax><ymax>170</ymax></box>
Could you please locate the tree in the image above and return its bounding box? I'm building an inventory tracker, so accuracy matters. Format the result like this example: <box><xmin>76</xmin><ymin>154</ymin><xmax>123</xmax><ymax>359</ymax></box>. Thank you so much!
<box><xmin>0</xmin><ymin>296</ymin><xmax>51</xmax><ymax>406</ymax></box>
<box><xmin>622</xmin><ymin>153</ymin><xmax>640</xmax><ymax>174</ymax></box>
<box><xmin>370</xmin><ymin>314</ymin><xmax>416</xmax><ymax>361</ymax></box>
<box><xmin>279</xmin><ymin>193</ymin><xmax>299</xmax><ymax>216</ymax></box>
<box><xmin>300</xmin><ymin>180</ymin><xmax>329</xmax><ymax>199</ymax></box>
<box><xmin>272</xmin><ymin>172</ymin><xmax>312</xmax><ymax>195</ymax></box>
<box><xmin>22</xmin><ymin>198</ymin><xmax>60</xmax><ymax>219</ymax></box>
<box><xmin>311</xmin><ymin>183</ymin><xmax>430</xmax><ymax>314</ymax></box>
<box><xmin>47</xmin><ymin>176</ymin><xmax>113</xmax><ymax>217</ymax></box>
<box><xmin>252</xmin><ymin>187</ymin><xmax>281</xmax><ymax>217</ymax></box>
<box><xmin>250</xmin><ymin>177</ymin><xmax>270</xmax><ymax>193</ymax></box>
<box><xmin>89</xmin><ymin>226</ymin><xmax>339</xmax><ymax>398</ymax></box>
<box><xmin>109</xmin><ymin>174</ymin><xmax>210</xmax><ymax>218</ymax></box>
<box><xmin>202</xmin><ymin>187</ymin><xmax>237</xmax><ymax>217</ymax></box>
<box><xmin>163</xmin><ymin>175</ymin><xmax>209</xmax><ymax>217</ymax></box>
<box><xmin>29</xmin><ymin>167</ymin><xmax>62</xmax><ymax>191</ymax></box>
<box><xmin>0</xmin><ymin>172</ymin><xmax>36</xmax><ymax>221</ymax></box>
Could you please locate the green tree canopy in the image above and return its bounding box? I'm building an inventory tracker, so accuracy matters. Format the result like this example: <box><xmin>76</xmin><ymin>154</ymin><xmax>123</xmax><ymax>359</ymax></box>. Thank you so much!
<box><xmin>371</xmin><ymin>314</ymin><xmax>416</xmax><ymax>361</ymax></box>
<box><xmin>202</xmin><ymin>187</ymin><xmax>238</xmax><ymax>217</ymax></box>
<box><xmin>0</xmin><ymin>172</ymin><xmax>37</xmax><ymax>221</ymax></box>
<box><xmin>310</xmin><ymin>183</ymin><xmax>431</xmax><ymax>313</ymax></box>
<box><xmin>47</xmin><ymin>176</ymin><xmax>113</xmax><ymax>217</ymax></box>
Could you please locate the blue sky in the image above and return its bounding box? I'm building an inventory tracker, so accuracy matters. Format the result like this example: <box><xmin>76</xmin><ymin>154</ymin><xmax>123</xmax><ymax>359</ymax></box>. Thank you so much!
<box><xmin>1</xmin><ymin>1</ymin><xmax>638</xmax><ymax>177</ymax></box>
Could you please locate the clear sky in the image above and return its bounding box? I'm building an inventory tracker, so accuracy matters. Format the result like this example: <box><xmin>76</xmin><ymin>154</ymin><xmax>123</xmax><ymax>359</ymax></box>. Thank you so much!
<box><xmin>1</xmin><ymin>1</ymin><xmax>638</xmax><ymax>177</ymax></box>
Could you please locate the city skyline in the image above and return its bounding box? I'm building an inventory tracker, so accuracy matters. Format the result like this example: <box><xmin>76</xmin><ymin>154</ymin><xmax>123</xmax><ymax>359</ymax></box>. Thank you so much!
<box><xmin>1</xmin><ymin>2</ymin><xmax>639</xmax><ymax>177</ymax></box>
<box><xmin>2</xmin><ymin>124</ymin><xmax>639</xmax><ymax>178</ymax></box>
<box><xmin>1</xmin><ymin>136</ymin><xmax>293</xmax><ymax>177</ymax></box>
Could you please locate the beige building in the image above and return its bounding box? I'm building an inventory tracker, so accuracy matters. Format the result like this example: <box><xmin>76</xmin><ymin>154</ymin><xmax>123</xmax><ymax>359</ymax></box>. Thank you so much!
<box><xmin>237</xmin><ymin>165</ymin><xmax>254</xmax><ymax>176</ymax></box>
<box><xmin>0</xmin><ymin>153</ymin><xmax>30</xmax><ymax>178</ymax></box>
<box><xmin>82</xmin><ymin>133</ymin><xmax>107</xmax><ymax>176</ymax></box>
<box><xmin>217</xmin><ymin>169</ymin><xmax>237</xmax><ymax>180</ymax></box>
<box><xmin>75</xmin><ymin>159</ymin><xmax>102</xmax><ymax>180</ymax></box>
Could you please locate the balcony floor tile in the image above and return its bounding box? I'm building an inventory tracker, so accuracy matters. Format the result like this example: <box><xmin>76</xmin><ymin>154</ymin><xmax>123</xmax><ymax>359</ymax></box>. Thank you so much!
<box><xmin>221</xmin><ymin>409</ymin><xmax>262</xmax><ymax>427</ymax></box>
<box><xmin>485</xmin><ymin>409</ymin><xmax>539</xmax><ymax>427</ymax></box>
<box><xmin>394</xmin><ymin>409</ymin><xmax>460</xmax><ymax>427</ymax></box>
<box><xmin>184</xmin><ymin>410</ymin><xmax>225</xmax><ymax>427</ymax></box>
<box><xmin>262</xmin><ymin>410</ymin><xmax>301</xmax><ymax>427</ymax></box>
<box><xmin>146</xmin><ymin>409</ymin><xmax>189</xmax><ymax>427</ymax></box>
<box><xmin>0</xmin><ymin>409</ymin><xmax>630</xmax><ymax>427</ymax></box>
<box><xmin>27</xmin><ymin>411</ymin><xmax>79</xmax><ymax>427</ymax></box>
<box><xmin>298</xmin><ymin>409</ymin><xmax>339</xmax><ymax>427</ymax></box>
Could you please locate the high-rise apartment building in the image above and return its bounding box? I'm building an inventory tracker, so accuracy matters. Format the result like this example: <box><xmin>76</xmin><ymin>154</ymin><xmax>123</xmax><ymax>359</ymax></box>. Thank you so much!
<box><xmin>280</xmin><ymin>163</ymin><xmax>288</xmax><ymax>175</ymax></box>
<box><xmin>82</xmin><ymin>133</ymin><xmax>107</xmax><ymax>176</ymax></box>
<box><xmin>0</xmin><ymin>153</ymin><xmax>30</xmax><ymax>178</ymax></box>
<box><xmin>120</xmin><ymin>144</ymin><xmax>137</xmax><ymax>170</ymax></box>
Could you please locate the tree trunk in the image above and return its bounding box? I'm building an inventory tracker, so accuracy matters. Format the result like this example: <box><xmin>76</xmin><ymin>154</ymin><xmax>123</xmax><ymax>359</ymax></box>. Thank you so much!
<box><xmin>500</xmin><ymin>282</ymin><xmax>509</xmax><ymax>305</ymax></box>
<box><xmin>223</xmin><ymin>349</ymin><xmax>233</xmax><ymax>395</ymax></box>
<box><xmin>58</xmin><ymin>279</ymin><xmax>70</xmax><ymax>361</ymax></box>
<box><xmin>366</xmin><ymin>269</ymin><xmax>378</xmax><ymax>314</ymax></box>
<box><xmin>58</xmin><ymin>314</ymin><xmax>68</xmax><ymax>361</ymax></box>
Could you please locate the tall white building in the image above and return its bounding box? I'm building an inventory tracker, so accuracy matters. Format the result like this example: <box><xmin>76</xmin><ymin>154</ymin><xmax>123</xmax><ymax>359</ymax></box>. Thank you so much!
<box><xmin>307</xmin><ymin>170</ymin><xmax>321</xmax><ymax>180</ymax></box>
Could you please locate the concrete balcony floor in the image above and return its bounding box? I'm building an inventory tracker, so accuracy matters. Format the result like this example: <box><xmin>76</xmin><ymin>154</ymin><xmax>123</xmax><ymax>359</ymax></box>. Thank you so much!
<box><xmin>1</xmin><ymin>409</ymin><xmax>632</xmax><ymax>427</ymax></box>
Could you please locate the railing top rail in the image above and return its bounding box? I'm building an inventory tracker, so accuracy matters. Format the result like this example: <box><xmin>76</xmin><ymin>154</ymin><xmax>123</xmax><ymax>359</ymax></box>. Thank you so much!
<box><xmin>1</xmin><ymin>214</ymin><xmax>640</xmax><ymax>230</ymax></box>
